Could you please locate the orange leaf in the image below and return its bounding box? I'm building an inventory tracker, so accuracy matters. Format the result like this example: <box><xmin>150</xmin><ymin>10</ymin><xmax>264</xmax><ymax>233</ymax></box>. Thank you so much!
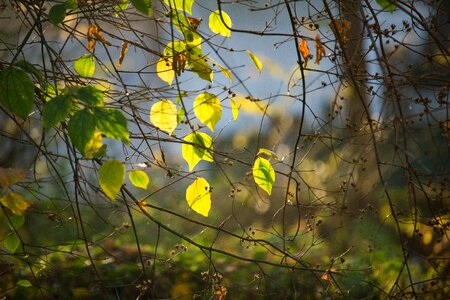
<box><xmin>138</xmin><ymin>199</ymin><xmax>148</xmax><ymax>213</ymax></box>
<box><xmin>117</xmin><ymin>40</ymin><xmax>129</xmax><ymax>68</ymax></box>
<box><xmin>298</xmin><ymin>39</ymin><xmax>310</xmax><ymax>67</ymax></box>
<box><xmin>314</xmin><ymin>34</ymin><xmax>326</xmax><ymax>65</ymax></box>
<box><xmin>187</xmin><ymin>17</ymin><xmax>202</xmax><ymax>30</ymax></box>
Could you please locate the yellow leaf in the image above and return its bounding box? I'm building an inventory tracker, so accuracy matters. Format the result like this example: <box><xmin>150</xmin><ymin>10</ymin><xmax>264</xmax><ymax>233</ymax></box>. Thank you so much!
<box><xmin>299</xmin><ymin>39</ymin><xmax>310</xmax><ymax>67</ymax></box>
<box><xmin>0</xmin><ymin>168</ymin><xmax>27</xmax><ymax>191</ymax></box>
<box><xmin>156</xmin><ymin>57</ymin><xmax>175</xmax><ymax>86</ymax></box>
<box><xmin>129</xmin><ymin>170</ymin><xmax>149</xmax><ymax>190</ymax></box>
<box><xmin>193</xmin><ymin>92</ymin><xmax>222</xmax><ymax>132</ymax></box>
<box><xmin>246</xmin><ymin>50</ymin><xmax>263</xmax><ymax>73</ymax></box>
<box><xmin>84</xmin><ymin>131</ymin><xmax>104</xmax><ymax>159</ymax></box>
<box><xmin>98</xmin><ymin>160</ymin><xmax>125</xmax><ymax>200</ymax></box>
<box><xmin>186</xmin><ymin>177</ymin><xmax>211</xmax><ymax>217</ymax></box>
<box><xmin>182</xmin><ymin>132</ymin><xmax>214</xmax><ymax>171</ymax></box>
<box><xmin>0</xmin><ymin>192</ymin><xmax>32</xmax><ymax>215</ymax></box>
<box><xmin>257</xmin><ymin>148</ymin><xmax>280</xmax><ymax>161</ymax></box>
<box><xmin>150</xmin><ymin>100</ymin><xmax>178</xmax><ymax>135</ymax></box>
<box><xmin>252</xmin><ymin>157</ymin><xmax>275</xmax><ymax>195</ymax></box>
<box><xmin>208</xmin><ymin>10</ymin><xmax>232</xmax><ymax>37</ymax></box>
<box><xmin>230</xmin><ymin>99</ymin><xmax>239</xmax><ymax>121</ymax></box>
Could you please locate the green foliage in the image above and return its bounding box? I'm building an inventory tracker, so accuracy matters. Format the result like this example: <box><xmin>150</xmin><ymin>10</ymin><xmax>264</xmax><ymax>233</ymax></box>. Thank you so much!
<box><xmin>3</xmin><ymin>233</ymin><xmax>20</xmax><ymax>253</ymax></box>
<box><xmin>68</xmin><ymin>108</ymin><xmax>96</xmax><ymax>155</ymax></box>
<box><xmin>252</xmin><ymin>157</ymin><xmax>275</xmax><ymax>195</ymax></box>
<box><xmin>98</xmin><ymin>160</ymin><xmax>125</xmax><ymax>200</ymax></box>
<box><xmin>0</xmin><ymin>67</ymin><xmax>35</xmax><ymax>119</ymax></box>
<box><xmin>129</xmin><ymin>170</ymin><xmax>149</xmax><ymax>190</ymax></box>
<box><xmin>93</xmin><ymin>107</ymin><xmax>129</xmax><ymax>144</ymax></box>
<box><xmin>130</xmin><ymin>0</ymin><xmax>152</xmax><ymax>16</ymax></box>
<box><xmin>73</xmin><ymin>54</ymin><xmax>95</xmax><ymax>77</ymax></box>
<box><xmin>182</xmin><ymin>132</ymin><xmax>214</xmax><ymax>171</ymax></box>
<box><xmin>43</xmin><ymin>94</ymin><xmax>73</xmax><ymax>129</ymax></box>
<box><xmin>376</xmin><ymin>0</ymin><xmax>396</xmax><ymax>12</ymax></box>
<box><xmin>164</xmin><ymin>0</ymin><xmax>195</xmax><ymax>14</ymax></box>
<box><xmin>48</xmin><ymin>4</ymin><xmax>67</xmax><ymax>25</ymax></box>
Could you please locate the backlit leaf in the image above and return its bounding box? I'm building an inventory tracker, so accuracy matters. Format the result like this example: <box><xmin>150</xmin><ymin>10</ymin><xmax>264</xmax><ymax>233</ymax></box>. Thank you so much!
<box><xmin>68</xmin><ymin>85</ymin><xmax>104</xmax><ymax>107</ymax></box>
<box><xmin>99</xmin><ymin>160</ymin><xmax>125</xmax><ymax>200</ymax></box>
<box><xmin>43</xmin><ymin>94</ymin><xmax>73</xmax><ymax>129</ymax></box>
<box><xmin>0</xmin><ymin>168</ymin><xmax>27</xmax><ymax>191</ymax></box>
<box><xmin>230</xmin><ymin>99</ymin><xmax>239</xmax><ymax>121</ymax></box>
<box><xmin>74</xmin><ymin>54</ymin><xmax>95</xmax><ymax>77</ymax></box>
<box><xmin>246</xmin><ymin>50</ymin><xmax>263</xmax><ymax>73</ymax></box>
<box><xmin>156</xmin><ymin>58</ymin><xmax>175</xmax><ymax>86</ymax></box>
<box><xmin>314</xmin><ymin>34</ymin><xmax>326</xmax><ymax>65</ymax></box>
<box><xmin>193</xmin><ymin>92</ymin><xmax>222</xmax><ymax>131</ymax></box>
<box><xmin>68</xmin><ymin>108</ymin><xmax>96</xmax><ymax>155</ymax></box>
<box><xmin>115</xmin><ymin>1</ymin><xmax>129</xmax><ymax>15</ymax></box>
<box><xmin>177</xmin><ymin>107</ymin><xmax>185</xmax><ymax>124</ymax></box>
<box><xmin>129</xmin><ymin>170</ymin><xmax>149</xmax><ymax>190</ymax></box>
<box><xmin>164</xmin><ymin>0</ymin><xmax>194</xmax><ymax>14</ymax></box>
<box><xmin>169</xmin><ymin>11</ymin><xmax>202</xmax><ymax>48</ymax></box>
<box><xmin>182</xmin><ymin>132</ymin><xmax>213</xmax><ymax>171</ymax></box>
<box><xmin>8</xmin><ymin>216</ymin><xmax>25</xmax><ymax>231</ymax></box>
<box><xmin>84</xmin><ymin>131</ymin><xmax>104</xmax><ymax>159</ymax></box>
<box><xmin>252</xmin><ymin>157</ymin><xmax>275</xmax><ymax>195</ymax></box>
<box><xmin>376</xmin><ymin>0</ymin><xmax>396</xmax><ymax>12</ymax></box>
<box><xmin>209</xmin><ymin>10</ymin><xmax>232</xmax><ymax>37</ymax></box>
<box><xmin>257</xmin><ymin>148</ymin><xmax>280</xmax><ymax>161</ymax></box>
<box><xmin>130</xmin><ymin>0</ymin><xmax>152</xmax><ymax>16</ymax></box>
<box><xmin>16</xmin><ymin>280</ymin><xmax>32</xmax><ymax>288</ymax></box>
<box><xmin>3</xmin><ymin>234</ymin><xmax>20</xmax><ymax>253</ymax></box>
<box><xmin>186</xmin><ymin>47</ymin><xmax>213</xmax><ymax>82</ymax></box>
<box><xmin>150</xmin><ymin>99</ymin><xmax>178</xmax><ymax>135</ymax></box>
<box><xmin>299</xmin><ymin>39</ymin><xmax>310</xmax><ymax>67</ymax></box>
<box><xmin>186</xmin><ymin>177</ymin><xmax>211</xmax><ymax>217</ymax></box>
<box><xmin>93</xmin><ymin>107</ymin><xmax>129</xmax><ymax>144</ymax></box>
<box><xmin>0</xmin><ymin>192</ymin><xmax>32</xmax><ymax>216</ymax></box>
<box><xmin>0</xmin><ymin>67</ymin><xmax>35</xmax><ymax>119</ymax></box>
<box><xmin>117</xmin><ymin>41</ymin><xmax>129</xmax><ymax>68</ymax></box>
<box><xmin>48</xmin><ymin>4</ymin><xmax>66</xmax><ymax>25</ymax></box>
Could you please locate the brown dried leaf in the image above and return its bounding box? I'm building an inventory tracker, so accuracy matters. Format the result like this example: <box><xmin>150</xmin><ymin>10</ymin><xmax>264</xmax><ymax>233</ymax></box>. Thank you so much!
<box><xmin>117</xmin><ymin>40</ymin><xmax>129</xmax><ymax>68</ymax></box>
<box><xmin>213</xmin><ymin>285</ymin><xmax>227</xmax><ymax>300</ymax></box>
<box><xmin>173</xmin><ymin>51</ymin><xmax>187</xmax><ymax>76</ymax></box>
<box><xmin>298</xmin><ymin>39</ymin><xmax>310</xmax><ymax>67</ymax></box>
<box><xmin>187</xmin><ymin>17</ymin><xmax>202</xmax><ymax>30</ymax></box>
<box><xmin>314</xmin><ymin>34</ymin><xmax>326</xmax><ymax>65</ymax></box>
<box><xmin>329</xmin><ymin>19</ymin><xmax>351</xmax><ymax>43</ymax></box>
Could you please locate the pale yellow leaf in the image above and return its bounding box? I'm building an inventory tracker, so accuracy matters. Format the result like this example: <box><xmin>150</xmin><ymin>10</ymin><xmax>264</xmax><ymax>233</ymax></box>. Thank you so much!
<box><xmin>209</xmin><ymin>10</ymin><xmax>232</xmax><ymax>37</ymax></box>
<box><xmin>156</xmin><ymin>57</ymin><xmax>175</xmax><ymax>86</ymax></box>
<box><xmin>182</xmin><ymin>132</ymin><xmax>214</xmax><ymax>171</ymax></box>
<box><xmin>129</xmin><ymin>170</ymin><xmax>149</xmax><ymax>190</ymax></box>
<box><xmin>150</xmin><ymin>99</ymin><xmax>178</xmax><ymax>135</ymax></box>
<box><xmin>193</xmin><ymin>92</ymin><xmax>222</xmax><ymax>132</ymax></box>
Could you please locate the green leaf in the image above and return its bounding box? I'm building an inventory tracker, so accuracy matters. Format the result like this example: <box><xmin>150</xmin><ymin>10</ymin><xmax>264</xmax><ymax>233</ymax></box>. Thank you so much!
<box><xmin>8</xmin><ymin>216</ymin><xmax>25</xmax><ymax>231</ymax></box>
<box><xmin>43</xmin><ymin>94</ymin><xmax>73</xmax><ymax>129</ymax></box>
<box><xmin>68</xmin><ymin>108</ymin><xmax>96</xmax><ymax>155</ymax></box>
<box><xmin>129</xmin><ymin>170</ymin><xmax>149</xmax><ymax>190</ymax></box>
<box><xmin>177</xmin><ymin>107</ymin><xmax>185</xmax><ymax>124</ymax></box>
<box><xmin>49</xmin><ymin>4</ymin><xmax>67</xmax><ymax>25</ymax></box>
<box><xmin>193</xmin><ymin>92</ymin><xmax>222</xmax><ymax>132</ymax></box>
<box><xmin>209</xmin><ymin>10</ymin><xmax>232</xmax><ymax>37</ymax></box>
<box><xmin>186</xmin><ymin>177</ymin><xmax>211</xmax><ymax>217</ymax></box>
<box><xmin>68</xmin><ymin>85</ymin><xmax>104</xmax><ymax>107</ymax></box>
<box><xmin>3</xmin><ymin>234</ymin><xmax>20</xmax><ymax>253</ymax></box>
<box><xmin>164</xmin><ymin>0</ymin><xmax>194</xmax><ymax>14</ymax></box>
<box><xmin>115</xmin><ymin>1</ymin><xmax>129</xmax><ymax>15</ymax></box>
<box><xmin>0</xmin><ymin>192</ymin><xmax>32</xmax><ymax>216</ymax></box>
<box><xmin>74</xmin><ymin>54</ymin><xmax>95</xmax><ymax>78</ymax></box>
<box><xmin>246</xmin><ymin>50</ymin><xmax>263</xmax><ymax>73</ymax></box>
<box><xmin>44</xmin><ymin>83</ymin><xmax>58</xmax><ymax>102</ymax></box>
<box><xmin>98</xmin><ymin>160</ymin><xmax>125</xmax><ymax>200</ymax></box>
<box><xmin>186</xmin><ymin>47</ymin><xmax>213</xmax><ymax>82</ymax></box>
<box><xmin>169</xmin><ymin>10</ymin><xmax>202</xmax><ymax>47</ymax></box>
<box><xmin>376</xmin><ymin>0</ymin><xmax>396</xmax><ymax>12</ymax></box>
<box><xmin>17</xmin><ymin>279</ymin><xmax>32</xmax><ymax>288</ymax></box>
<box><xmin>182</xmin><ymin>132</ymin><xmax>213</xmax><ymax>171</ymax></box>
<box><xmin>150</xmin><ymin>100</ymin><xmax>178</xmax><ymax>135</ymax></box>
<box><xmin>93</xmin><ymin>108</ymin><xmax>129</xmax><ymax>144</ymax></box>
<box><xmin>84</xmin><ymin>131</ymin><xmax>105</xmax><ymax>159</ymax></box>
<box><xmin>252</xmin><ymin>157</ymin><xmax>275</xmax><ymax>195</ymax></box>
<box><xmin>15</xmin><ymin>60</ymin><xmax>45</xmax><ymax>86</ymax></box>
<box><xmin>0</xmin><ymin>67</ymin><xmax>35</xmax><ymax>119</ymax></box>
<box><xmin>64</xmin><ymin>0</ymin><xmax>78</xmax><ymax>9</ymax></box>
<box><xmin>156</xmin><ymin>57</ymin><xmax>175</xmax><ymax>86</ymax></box>
<box><xmin>0</xmin><ymin>167</ymin><xmax>27</xmax><ymax>191</ymax></box>
<box><xmin>257</xmin><ymin>148</ymin><xmax>280</xmax><ymax>161</ymax></box>
<box><xmin>230</xmin><ymin>99</ymin><xmax>239</xmax><ymax>121</ymax></box>
<box><xmin>130</xmin><ymin>0</ymin><xmax>152</xmax><ymax>16</ymax></box>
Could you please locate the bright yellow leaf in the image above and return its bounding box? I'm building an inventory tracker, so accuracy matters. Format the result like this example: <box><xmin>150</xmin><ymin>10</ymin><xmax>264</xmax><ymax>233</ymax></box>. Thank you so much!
<box><xmin>150</xmin><ymin>100</ymin><xmax>178</xmax><ymax>135</ymax></box>
<box><xmin>156</xmin><ymin>57</ymin><xmax>175</xmax><ymax>86</ymax></box>
<box><xmin>186</xmin><ymin>177</ymin><xmax>211</xmax><ymax>217</ymax></box>
<box><xmin>182</xmin><ymin>132</ymin><xmax>213</xmax><ymax>171</ymax></box>
<box><xmin>253</xmin><ymin>157</ymin><xmax>275</xmax><ymax>195</ymax></box>
<box><xmin>84</xmin><ymin>131</ymin><xmax>104</xmax><ymax>159</ymax></box>
<box><xmin>246</xmin><ymin>50</ymin><xmax>263</xmax><ymax>73</ymax></box>
<box><xmin>257</xmin><ymin>148</ymin><xmax>280</xmax><ymax>161</ymax></box>
<box><xmin>0</xmin><ymin>192</ymin><xmax>32</xmax><ymax>215</ymax></box>
<box><xmin>230</xmin><ymin>99</ymin><xmax>239</xmax><ymax>121</ymax></box>
<box><xmin>209</xmin><ymin>10</ymin><xmax>232</xmax><ymax>37</ymax></box>
<box><xmin>193</xmin><ymin>92</ymin><xmax>222</xmax><ymax>132</ymax></box>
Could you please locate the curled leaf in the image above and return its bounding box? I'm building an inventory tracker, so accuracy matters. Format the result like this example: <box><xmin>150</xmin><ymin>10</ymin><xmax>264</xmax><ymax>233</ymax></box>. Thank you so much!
<box><xmin>314</xmin><ymin>34</ymin><xmax>326</xmax><ymax>65</ymax></box>
<box><xmin>299</xmin><ymin>39</ymin><xmax>310</xmax><ymax>67</ymax></box>
<box><xmin>117</xmin><ymin>41</ymin><xmax>129</xmax><ymax>68</ymax></box>
<box><xmin>246</xmin><ymin>50</ymin><xmax>263</xmax><ymax>73</ymax></box>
